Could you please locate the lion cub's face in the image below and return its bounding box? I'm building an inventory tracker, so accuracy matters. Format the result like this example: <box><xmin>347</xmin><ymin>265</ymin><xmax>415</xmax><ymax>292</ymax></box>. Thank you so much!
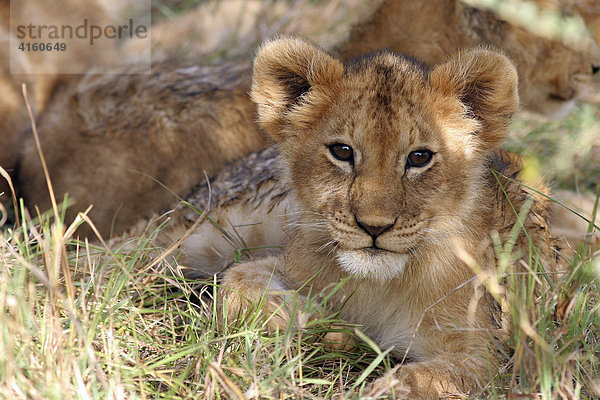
<box><xmin>251</xmin><ymin>39</ymin><xmax>518</xmax><ymax>281</ymax></box>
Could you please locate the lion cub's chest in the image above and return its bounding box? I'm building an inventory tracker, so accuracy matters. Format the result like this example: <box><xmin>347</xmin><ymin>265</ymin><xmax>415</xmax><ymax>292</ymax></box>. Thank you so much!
<box><xmin>329</xmin><ymin>279</ymin><xmax>428</xmax><ymax>358</ymax></box>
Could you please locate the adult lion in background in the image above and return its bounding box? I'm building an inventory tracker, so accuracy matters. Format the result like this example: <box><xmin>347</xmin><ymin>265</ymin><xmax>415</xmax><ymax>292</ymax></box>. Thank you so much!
<box><xmin>13</xmin><ymin>0</ymin><xmax>600</xmax><ymax>238</ymax></box>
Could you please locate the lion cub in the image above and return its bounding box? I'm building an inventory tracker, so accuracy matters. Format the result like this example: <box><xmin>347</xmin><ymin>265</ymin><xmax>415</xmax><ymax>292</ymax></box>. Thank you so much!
<box><xmin>209</xmin><ymin>38</ymin><xmax>556</xmax><ymax>398</ymax></box>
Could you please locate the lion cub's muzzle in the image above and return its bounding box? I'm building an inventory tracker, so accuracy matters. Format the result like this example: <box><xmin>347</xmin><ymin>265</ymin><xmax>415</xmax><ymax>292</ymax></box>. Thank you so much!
<box><xmin>355</xmin><ymin>215</ymin><xmax>395</xmax><ymax>239</ymax></box>
<box><xmin>328</xmin><ymin>209</ymin><xmax>426</xmax><ymax>255</ymax></box>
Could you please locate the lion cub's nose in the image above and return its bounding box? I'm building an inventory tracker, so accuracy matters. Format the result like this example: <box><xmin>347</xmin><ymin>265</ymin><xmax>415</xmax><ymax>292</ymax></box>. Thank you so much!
<box><xmin>355</xmin><ymin>217</ymin><xmax>394</xmax><ymax>238</ymax></box>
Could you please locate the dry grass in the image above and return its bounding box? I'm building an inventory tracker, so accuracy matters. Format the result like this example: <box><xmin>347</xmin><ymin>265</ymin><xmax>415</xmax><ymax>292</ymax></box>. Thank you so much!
<box><xmin>1</xmin><ymin>170</ymin><xmax>598</xmax><ymax>399</ymax></box>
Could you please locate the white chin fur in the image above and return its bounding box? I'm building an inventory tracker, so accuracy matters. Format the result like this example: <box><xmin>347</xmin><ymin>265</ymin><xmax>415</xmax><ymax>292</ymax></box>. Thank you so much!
<box><xmin>336</xmin><ymin>250</ymin><xmax>409</xmax><ymax>282</ymax></box>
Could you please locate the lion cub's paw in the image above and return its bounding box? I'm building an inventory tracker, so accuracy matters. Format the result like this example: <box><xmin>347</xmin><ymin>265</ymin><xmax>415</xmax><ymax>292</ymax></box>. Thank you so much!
<box><xmin>365</xmin><ymin>360</ymin><xmax>475</xmax><ymax>399</ymax></box>
<box><xmin>217</xmin><ymin>257</ymin><xmax>358</xmax><ymax>350</ymax></box>
<box><xmin>320</xmin><ymin>330</ymin><xmax>356</xmax><ymax>351</ymax></box>
<box><xmin>217</xmin><ymin>256</ymin><xmax>299</xmax><ymax>332</ymax></box>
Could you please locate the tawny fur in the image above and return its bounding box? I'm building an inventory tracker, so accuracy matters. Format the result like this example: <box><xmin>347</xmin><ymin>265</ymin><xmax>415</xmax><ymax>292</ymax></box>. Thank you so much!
<box><xmin>0</xmin><ymin>26</ymin><xmax>31</xmax><ymax>199</ymax></box>
<box><xmin>336</xmin><ymin>0</ymin><xmax>599</xmax><ymax>117</ymax></box>
<box><xmin>186</xmin><ymin>38</ymin><xmax>558</xmax><ymax>398</ymax></box>
<box><xmin>155</xmin><ymin>146</ymin><xmax>293</xmax><ymax>274</ymax></box>
<box><xmin>17</xmin><ymin>62</ymin><xmax>266</xmax><ymax>237</ymax></box>
<box><xmin>0</xmin><ymin>0</ymin><xmax>117</xmax><ymax>207</ymax></box>
<box><xmin>125</xmin><ymin>0</ymin><xmax>600</xmax><ymax>116</ymax></box>
<box><xmin>11</xmin><ymin>0</ymin><xmax>598</xmax><ymax>237</ymax></box>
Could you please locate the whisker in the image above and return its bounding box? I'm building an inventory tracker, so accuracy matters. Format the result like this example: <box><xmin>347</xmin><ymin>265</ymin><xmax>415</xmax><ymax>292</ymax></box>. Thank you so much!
<box><xmin>325</xmin><ymin>242</ymin><xmax>341</xmax><ymax>259</ymax></box>
<box><xmin>318</xmin><ymin>239</ymin><xmax>336</xmax><ymax>253</ymax></box>
<box><xmin>283</xmin><ymin>210</ymin><xmax>328</xmax><ymax>217</ymax></box>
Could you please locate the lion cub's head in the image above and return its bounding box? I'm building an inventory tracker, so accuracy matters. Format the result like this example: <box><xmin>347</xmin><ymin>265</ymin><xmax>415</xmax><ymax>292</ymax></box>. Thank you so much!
<box><xmin>251</xmin><ymin>38</ymin><xmax>518</xmax><ymax>281</ymax></box>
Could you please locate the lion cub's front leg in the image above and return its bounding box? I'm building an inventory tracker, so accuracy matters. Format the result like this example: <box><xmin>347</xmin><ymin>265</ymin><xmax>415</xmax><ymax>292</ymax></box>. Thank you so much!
<box><xmin>218</xmin><ymin>256</ymin><xmax>299</xmax><ymax>331</ymax></box>
<box><xmin>218</xmin><ymin>256</ymin><xmax>354</xmax><ymax>349</ymax></box>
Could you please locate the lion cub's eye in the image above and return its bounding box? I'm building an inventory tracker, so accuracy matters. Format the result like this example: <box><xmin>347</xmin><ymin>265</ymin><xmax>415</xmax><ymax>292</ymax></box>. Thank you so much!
<box><xmin>407</xmin><ymin>150</ymin><xmax>433</xmax><ymax>168</ymax></box>
<box><xmin>328</xmin><ymin>143</ymin><xmax>354</xmax><ymax>163</ymax></box>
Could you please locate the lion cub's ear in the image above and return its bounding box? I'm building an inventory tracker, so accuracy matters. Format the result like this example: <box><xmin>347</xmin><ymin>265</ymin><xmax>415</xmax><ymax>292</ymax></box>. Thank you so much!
<box><xmin>429</xmin><ymin>48</ymin><xmax>519</xmax><ymax>151</ymax></box>
<box><xmin>251</xmin><ymin>37</ymin><xmax>345</xmax><ymax>141</ymax></box>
